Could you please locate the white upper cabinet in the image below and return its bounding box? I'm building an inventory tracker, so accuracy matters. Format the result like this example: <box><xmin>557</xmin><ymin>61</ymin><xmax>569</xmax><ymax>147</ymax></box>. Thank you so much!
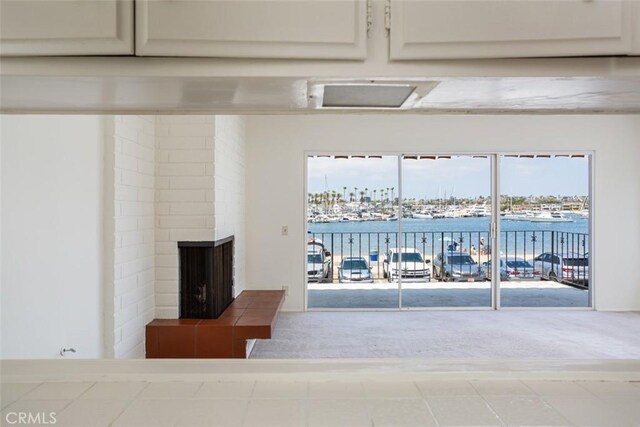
<box><xmin>135</xmin><ymin>0</ymin><xmax>367</xmax><ymax>59</ymax></box>
<box><xmin>390</xmin><ymin>0</ymin><xmax>634</xmax><ymax>60</ymax></box>
<box><xmin>0</xmin><ymin>0</ymin><xmax>133</xmax><ymax>56</ymax></box>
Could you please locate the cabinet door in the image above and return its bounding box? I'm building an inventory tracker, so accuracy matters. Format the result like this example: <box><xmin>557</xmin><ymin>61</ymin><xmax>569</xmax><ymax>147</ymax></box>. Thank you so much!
<box><xmin>136</xmin><ymin>0</ymin><xmax>367</xmax><ymax>59</ymax></box>
<box><xmin>390</xmin><ymin>0</ymin><xmax>632</xmax><ymax>60</ymax></box>
<box><xmin>0</xmin><ymin>0</ymin><xmax>133</xmax><ymax>56</ymax></box>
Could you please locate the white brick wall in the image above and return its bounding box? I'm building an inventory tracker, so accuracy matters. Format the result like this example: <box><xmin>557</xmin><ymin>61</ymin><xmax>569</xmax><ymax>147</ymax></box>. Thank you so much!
<box><xmin>105</xmin><ymin>116</ymin><xmax>156</xmax><ymax>359</ymax></box>
<box><xmin>105</xmin><ymin>115</ymin><xmax>246</xmax><ymax>332</ymax></box>
<box><xmin>214</xmin><ymin>116</ymin><xmax>247</xmax><ymax>296</ymax></box>
<box><xmin>154</xmin><ymin>116</ymin><xmax>215</xmax><ymax>319</ymax></box>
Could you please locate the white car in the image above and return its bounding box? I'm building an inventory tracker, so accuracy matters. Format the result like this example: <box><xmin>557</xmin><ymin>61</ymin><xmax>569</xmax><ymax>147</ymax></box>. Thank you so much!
<box><xmin>383</xmin><ymin>247</ymin><xmax>431</xmax><ymax>282</ymax></box>
<box><xmin>533</xmin><ymin>252</ymin><xmax>589</xmax><ymax>286</ymax></box>
<box><xmin>307</xmin><ymin>239</ymin><xmax>331</xmax><ymax>282</ymax></box>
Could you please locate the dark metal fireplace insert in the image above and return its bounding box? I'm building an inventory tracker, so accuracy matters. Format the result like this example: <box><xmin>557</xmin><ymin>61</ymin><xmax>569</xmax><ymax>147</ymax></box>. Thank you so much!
<box><xmin>178</xmin><ymin>237</ymin><xmax>234</xmax><ymax>319</ymax></box>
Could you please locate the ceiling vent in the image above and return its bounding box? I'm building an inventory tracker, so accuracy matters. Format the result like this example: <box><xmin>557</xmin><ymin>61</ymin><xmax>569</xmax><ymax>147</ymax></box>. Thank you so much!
<box><xmin>308</xmin><ymin>80</ymin><xmax>439</xmax><ymax>110</ymax></box>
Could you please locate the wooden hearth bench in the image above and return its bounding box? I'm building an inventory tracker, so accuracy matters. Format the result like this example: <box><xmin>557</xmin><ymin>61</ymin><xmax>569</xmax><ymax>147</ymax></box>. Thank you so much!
<box><xmin>145</xmin><ymin>290</ymin><xmax>285</xmax><ymax>359</ymax></box>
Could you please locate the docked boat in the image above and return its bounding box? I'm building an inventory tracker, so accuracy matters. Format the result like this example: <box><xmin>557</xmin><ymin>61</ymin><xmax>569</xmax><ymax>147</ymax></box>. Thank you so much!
<box><xmin>412</xmin><ymin>211</ymin><xmax>434</xmax><ymax>219</ymax></box>
<box><xmin>312</xmin><ymin>214</ymin><xmax>330</xmax><ymax>223</ymax></box>
<box><xmin>528</xmin><ymin>211</ymin><xmax>574</xmax><ymax>222</ymax></box>
<box><xmin>468</xmin><ymin>205</ymin><xmax>490</xmax><ymax>217</ymax></box>
<box><xmin>502</xmin><ymin>211</ymin><xmax>535</xmax><ymax>221</ymax></box>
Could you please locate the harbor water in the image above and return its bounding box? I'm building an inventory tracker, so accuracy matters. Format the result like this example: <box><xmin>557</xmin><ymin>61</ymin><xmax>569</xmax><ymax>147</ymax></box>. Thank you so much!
<box><xmin>308</xmin><ymin>215</ymin><xmax>589</xmax><ymax>260</ymax></box>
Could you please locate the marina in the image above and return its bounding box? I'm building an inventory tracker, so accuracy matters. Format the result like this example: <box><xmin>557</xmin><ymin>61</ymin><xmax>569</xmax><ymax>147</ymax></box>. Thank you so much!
<box><xmin>307</xmin><ymin>215</ymin><xmax>590</xmax><ymax>308</ymax></box>
<box><xmin>308</xmin><ymin>216</ymin><xmax>588</xmax><ymax>256</ymax></box>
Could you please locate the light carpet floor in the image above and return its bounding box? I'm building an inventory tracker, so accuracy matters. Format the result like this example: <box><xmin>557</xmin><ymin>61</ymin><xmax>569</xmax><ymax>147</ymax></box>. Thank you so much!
<box><xmin>251</xmin><ymin>310</ymin><xmax>640</xmax><ymax>359</ymax></box>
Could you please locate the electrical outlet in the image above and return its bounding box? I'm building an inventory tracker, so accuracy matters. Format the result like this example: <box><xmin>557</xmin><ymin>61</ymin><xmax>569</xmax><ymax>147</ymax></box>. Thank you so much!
<box><xmin>282</xmin><ymin>285</ymin><xmax>289</xmax><ymax>296</ymax></box>
<box><xmin>281</xmin><ymin>226</ymin><xmax>288</xmax><ymax>236</ymax></box>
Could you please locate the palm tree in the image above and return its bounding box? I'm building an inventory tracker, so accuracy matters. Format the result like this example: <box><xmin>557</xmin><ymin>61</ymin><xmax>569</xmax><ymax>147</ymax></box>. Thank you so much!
<box><xmin>364</xmin><ymin>188</ymin><xmax>369</xmax><ymax>201</ymax></box>
<box><xmin>373</xmin><ymin>189</ymin><xmax>377</xmax><ymax>203</ymax></box>
<box><xmin>391</xmin><ymin>187</ymin><xmax>395</xmax><ymax>205</ymax></box>
<box><xmin>343</xmin><ymin>186</ymin><xmax>347</xmax><ymax>202</ymax></box>
<box><xmin>359</xmin><ymin>190</ymin><xmax>365</xmax><ymax>203</ymax></box>
<box><xmin>349</xmin><ymin>192</ymin><xmax>355</xmax><ymax>202</ymax></box>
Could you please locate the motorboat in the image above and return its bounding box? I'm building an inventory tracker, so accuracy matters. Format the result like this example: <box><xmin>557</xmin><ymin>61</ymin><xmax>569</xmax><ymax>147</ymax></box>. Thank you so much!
<box><xmin>528</xmin><ymin>211</ymin><xmax>574</xmax><ymax>222</ymax></box>
<box><xmin>502</xmin><ymin>211</ymin><xmax>536</xmax><ymax>221</ymax></box>
<box><xmin>468</xmin><ymin>205</ymin><xmax>490</xmax><ymax>217</ymax></box>
<box><xmin>412</xmin><ymin>211</ymin><xmax>433</xmax><ymax>219</ymax></box>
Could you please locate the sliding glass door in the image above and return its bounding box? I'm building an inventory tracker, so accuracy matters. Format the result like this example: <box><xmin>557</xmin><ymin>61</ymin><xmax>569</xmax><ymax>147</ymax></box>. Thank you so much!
<box><xmin>399</xmin><ymin>155</ymin><xmax>492</xmax><ymax>308</ymax></box>
<box><xmin>306</xmin><ymin>153</ymin><xmax>592</xmax><ymax>310</ymax></box>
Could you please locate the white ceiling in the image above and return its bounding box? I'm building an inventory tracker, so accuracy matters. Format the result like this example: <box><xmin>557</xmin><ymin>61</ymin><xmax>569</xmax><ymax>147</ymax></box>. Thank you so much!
<box><xmin>1</xmin><ymin>75</ymin><xmax>639</xmax><ymax>114</ymax></box>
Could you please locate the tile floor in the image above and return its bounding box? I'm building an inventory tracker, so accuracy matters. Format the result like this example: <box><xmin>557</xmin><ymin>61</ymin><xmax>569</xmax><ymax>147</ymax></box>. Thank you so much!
<box><xmin>2</xmin><ymin>379</ymin><xmax>640</xmax><ymax>426</ymax></box>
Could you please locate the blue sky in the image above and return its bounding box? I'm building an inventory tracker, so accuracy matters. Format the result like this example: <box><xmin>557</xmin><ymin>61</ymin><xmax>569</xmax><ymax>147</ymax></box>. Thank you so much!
<box><xmin>307</xmin><ymin>156</ymin><xmax>589</xmax><ymax>199</ymax></box>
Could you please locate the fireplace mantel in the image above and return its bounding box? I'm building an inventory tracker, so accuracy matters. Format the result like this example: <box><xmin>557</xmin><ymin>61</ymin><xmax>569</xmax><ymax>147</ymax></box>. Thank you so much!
<box><xmin>146</xmin><ymin>290</ymin><xmax>285</xmax><ymax>359</ymax></box>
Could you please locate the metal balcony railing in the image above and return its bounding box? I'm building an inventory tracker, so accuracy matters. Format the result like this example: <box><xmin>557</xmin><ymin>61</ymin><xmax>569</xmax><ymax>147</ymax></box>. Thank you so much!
<box><xmin>307</xmin><ymin>230</ymin><xmax>589</xmax><ymax>288</ymax></box>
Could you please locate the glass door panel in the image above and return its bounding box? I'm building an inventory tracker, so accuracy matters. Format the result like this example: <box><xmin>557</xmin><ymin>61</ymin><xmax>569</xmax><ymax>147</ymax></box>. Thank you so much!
<box><xmin>499</xmin><ymin>155</ymin><xmax>590</xmax><ymax>307</ymax></box>
<box><xmin>400</xmin><ymin>155</ymin><xmax>492</xmax><ymax>308</ymax></box>
<box><xmin>306</xmin><ymin>155</ymin><xmax>400</xmax><ymax>309</ymax></box>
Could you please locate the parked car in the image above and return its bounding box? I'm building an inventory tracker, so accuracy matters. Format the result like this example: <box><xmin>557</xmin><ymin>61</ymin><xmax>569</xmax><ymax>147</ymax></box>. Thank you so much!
<box><xmin>482</xmin><ymin>257</ymin><xmax>541</xmax><ymax>281</ymax></box>
<box><xmin>532</xmin><ymin>252</ymin><xmax>589</xmax><ymax>286</ymax></box>
<box><xmin>383</xmin><ymin>247</ymin><xmax>431</xmax><ymax>282</ymax></box>
<box><xmin>338</xmin><ymin>257</ymin><xmax>373</xmax><ymax>283</ymax></box>
<box><xmin>433</xmin><ymin>251</ymin><xmax>485</xmax><ymax>282</ymax></box>
<box><xmin>307</xmin><ymin>238</ymin><xmax>331</xmax><ymax>282</ymax></box>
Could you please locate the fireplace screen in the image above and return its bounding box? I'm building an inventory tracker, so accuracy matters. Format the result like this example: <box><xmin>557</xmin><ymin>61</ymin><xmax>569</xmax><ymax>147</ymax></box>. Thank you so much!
<box><xmin>178</xmin><ymin>237</ymin><xmax>234</xmax><ymax>319</ymax></box>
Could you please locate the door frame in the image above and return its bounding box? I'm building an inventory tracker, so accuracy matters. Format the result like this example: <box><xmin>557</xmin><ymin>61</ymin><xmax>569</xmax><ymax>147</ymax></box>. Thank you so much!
<box><xmin>304</xmin><ymin>150</ymin><xmax>594</xmax><ymax>311</ymax></box>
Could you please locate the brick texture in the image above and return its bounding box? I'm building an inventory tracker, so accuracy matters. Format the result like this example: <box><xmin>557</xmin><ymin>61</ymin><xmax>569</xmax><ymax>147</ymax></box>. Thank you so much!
<box><xmin>214</xmin><ymin>116</ymin><xmax>247</xmax><ymax>297</ymax></box>
<box><xmin>154</xmin><ymin>116</ymin><xmax>215</xmax><ymax>319</ymax></box>
<box><xmin>105</xmin><ymin>116</ymin><xmax>156</xmax><ymax>359</ymax></box>
<box><xmin>104</xmin><ymin>115</ymin><xmax>247</xmax><ymax>355</ymax></box>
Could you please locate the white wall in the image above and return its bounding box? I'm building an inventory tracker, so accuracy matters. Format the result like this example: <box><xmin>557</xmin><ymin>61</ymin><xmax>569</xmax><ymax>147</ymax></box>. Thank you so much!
<box><xmin>214</xmin><ymin>116</ymin><xmax>247</xmax><ymax>296</ymax></box>
<box><xmin>104</xmin><ymin>116</ymin><xmax>156</xmax><ymax>359</ymax></box>
<box><xmin>154</xmin><ymin>116</ymin><xmax>215</xmax><ymax>319</ymax></box>
<box><xmin>1</xmin><ymin>115</ymin><xmax>104</xmax><ymax>358</ymax></box>
<box><xmin>245</xmin><ymin>115</ymin><xmax>640</xmax><ymax>311</ymax></box>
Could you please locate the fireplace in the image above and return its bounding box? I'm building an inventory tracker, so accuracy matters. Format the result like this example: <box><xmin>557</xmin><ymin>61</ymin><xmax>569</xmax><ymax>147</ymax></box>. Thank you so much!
<box><xmin>178</xmin><ymin>237</ymin><xmax>234</xmax><ymax>319</ymax></box>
